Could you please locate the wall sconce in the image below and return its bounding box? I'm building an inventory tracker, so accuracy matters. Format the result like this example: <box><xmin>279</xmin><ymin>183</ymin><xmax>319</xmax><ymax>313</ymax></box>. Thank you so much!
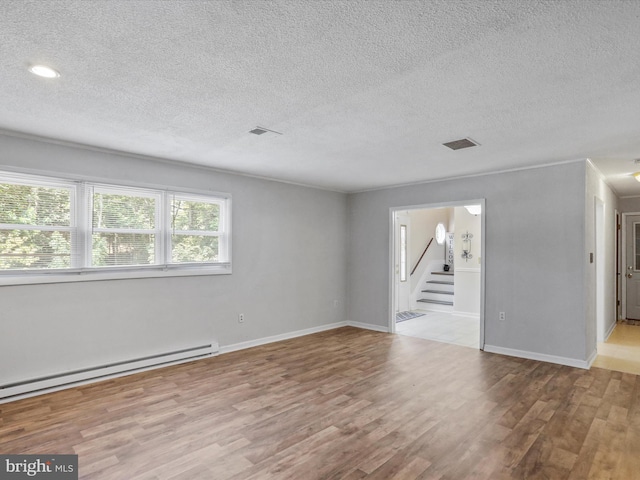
<box><xmin>461</xmin><ymin>231</ymin><xmax>473</xmax><ymax>261</ymax></box>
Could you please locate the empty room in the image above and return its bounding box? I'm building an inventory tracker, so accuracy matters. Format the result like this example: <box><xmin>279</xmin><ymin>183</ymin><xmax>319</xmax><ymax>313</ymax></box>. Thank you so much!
<box><xmin>2</xmin><ymin>1</ymin><xmax>640</xmax><ymax>479</ymax></box>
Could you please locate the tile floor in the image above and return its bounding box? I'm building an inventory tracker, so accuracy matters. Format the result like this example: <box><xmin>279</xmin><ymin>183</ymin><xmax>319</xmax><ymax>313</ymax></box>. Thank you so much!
<box><xmin>395</xmin><ymin>310</ymin><xmax>480</xmax><ymax>349</ymax></box>
<box><xmin>593</xmin><ymin>323</ymin><xmax>640</xmax><ymax>375</ymax></box>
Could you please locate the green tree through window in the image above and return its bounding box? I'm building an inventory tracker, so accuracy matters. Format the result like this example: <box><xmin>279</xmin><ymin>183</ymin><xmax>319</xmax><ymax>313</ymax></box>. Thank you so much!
<box><xmin>171</xmin><ymin>197</ymin><xmax>221</xmax><ymax>263</ymax></box>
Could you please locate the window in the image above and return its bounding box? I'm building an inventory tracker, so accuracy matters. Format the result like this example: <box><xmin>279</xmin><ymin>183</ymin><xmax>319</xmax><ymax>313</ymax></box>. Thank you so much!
<box><xmin>0</xmin><ymin>178</ymin><xmax>75</xmax><ymax>270</ymax></box>
<box><xmin>0</xmin><ymin>172</ymin><xmax>230</xmax><ymax>283</ymax></box>
<box><xmin>91</xmin><ymin>187</ymin><xmax>159</xmax><ymax>267</ymax></box>
<box><xmin>170</xmin><ymin>194</ymin><xmax>226</xmax><ymax>264</ymax></box>
<box><xmin>400</xmin><ymin>224</ymin><xmax>407</xmax><ymax>282</ymax></box>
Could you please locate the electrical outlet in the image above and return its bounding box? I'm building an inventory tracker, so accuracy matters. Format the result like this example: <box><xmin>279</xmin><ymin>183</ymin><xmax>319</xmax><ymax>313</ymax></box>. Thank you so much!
<box><xmin>238</xmin><ymin>313</ymin><xmax>245</xmax><ymax>324</ymax></box>
<box><xmin>499</xmin><ymin>312</ymin><xmax>506</xmax><ymax>321</ymax></box>
<box><xmin>333</xmin><ymin>300</ymin><xmax>339</xmax><ymax>308</ymax></box>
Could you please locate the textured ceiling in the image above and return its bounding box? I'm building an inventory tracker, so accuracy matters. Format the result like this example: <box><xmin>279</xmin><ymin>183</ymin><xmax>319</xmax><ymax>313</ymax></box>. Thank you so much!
<box><xmin>1</xmin><ymin>0</ymin><xmax>640</xmax><ymax>193</ymax></box>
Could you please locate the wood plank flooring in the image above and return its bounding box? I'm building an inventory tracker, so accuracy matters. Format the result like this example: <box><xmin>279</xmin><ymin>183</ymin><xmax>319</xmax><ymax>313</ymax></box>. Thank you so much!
<box><xmin>1</xmin><ymin>326</ymin><xmax>640</xmax><ymax>479</ymax></box>
<box><xmin>593</xmin><ymin>323</ymin><xmax>640</xmax><ymax>375</ymax></box>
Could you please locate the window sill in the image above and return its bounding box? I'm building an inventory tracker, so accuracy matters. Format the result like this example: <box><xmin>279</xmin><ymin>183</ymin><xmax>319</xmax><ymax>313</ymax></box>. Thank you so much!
<box><xmin>0</xmin><ymin>264</ymin><xmax>232</xmax><ymax>286</ymax></box>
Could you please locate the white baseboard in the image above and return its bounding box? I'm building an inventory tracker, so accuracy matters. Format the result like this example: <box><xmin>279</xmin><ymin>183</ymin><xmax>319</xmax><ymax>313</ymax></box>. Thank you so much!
<box><xmin>452</xmin><ymin>311</ymin><xmax>480</xmax><ymax>318</ymax></box>
<box><xmin>604</xmin><ymin>320</ymin><xmax>616</xmax><ymax>342</ymax></box>
<box><xmin>219</xmin><ymin>320</ymin><xmax>390</xmax><ymax>355</ymax></box>
<box><xmin>347</xmin><ymin>320</ymin><xmax>389</xmax><ymax>333</ymax></box>
<box><xmin>219</xmin><ymin>321</ymin><xmax>348</xmax><ymax>354</ymax></box>
<box><xmin>483</xmin><ymin>344</ymin><xmax>591</xmax><ymax>369</ymax></box>
<box><xmin>586</xmin><ymin>348</ymin><xmax>598</xmax><ymax>368</ymax></box>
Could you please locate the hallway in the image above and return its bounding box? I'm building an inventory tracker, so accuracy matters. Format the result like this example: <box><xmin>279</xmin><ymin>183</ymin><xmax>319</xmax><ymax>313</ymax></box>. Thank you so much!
<box><xmin>593</xmin><ymin>323</ymin><xmax>640</xmax><ymax>375</ymax></box>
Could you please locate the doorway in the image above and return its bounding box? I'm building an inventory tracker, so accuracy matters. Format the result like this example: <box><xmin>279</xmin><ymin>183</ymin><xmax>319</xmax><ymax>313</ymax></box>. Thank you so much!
<box><xmin>592</xmin><ymin>211</ymin><xmax>640</xmax><ymax>375</ymax></box>
<box><xmin>390</xmin><ymin>201</ymin><xmax>486</xmax><ymax>350</ymax></box>
<box><xmin>623</xmin><ymin>213</ymin><xmax>640</xmax><ymax>320</ymax></box>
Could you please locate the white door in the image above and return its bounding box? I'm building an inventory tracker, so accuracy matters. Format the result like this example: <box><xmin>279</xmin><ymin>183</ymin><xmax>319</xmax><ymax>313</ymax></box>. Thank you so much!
<box><xmin>625</xmin><ymin>215</ymin><xmax>640</xmax><ymax>320</ymax></box>
<box><xmin>395</xmin><ymin>212</ymin><xmax>410</xmax><ymax>313</ymax></box>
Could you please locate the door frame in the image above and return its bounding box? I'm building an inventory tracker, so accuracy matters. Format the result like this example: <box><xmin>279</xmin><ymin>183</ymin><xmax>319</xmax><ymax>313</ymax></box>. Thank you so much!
<box><xmin>388</xmin><ymin>199</ymin><xmax>486</xmax><ymax>350</ymax></box>
<box><xmin>620</xmin><ymin>211</ymin><xmax>640</xmax><ymax>320</ymax></box>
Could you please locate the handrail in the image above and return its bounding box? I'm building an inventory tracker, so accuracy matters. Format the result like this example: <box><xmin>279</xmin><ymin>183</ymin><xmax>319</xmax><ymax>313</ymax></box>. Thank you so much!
<box><xmin>410</xmin><ymin>237</ymin><xmax>433</xmax><ymax>276</ymax></box>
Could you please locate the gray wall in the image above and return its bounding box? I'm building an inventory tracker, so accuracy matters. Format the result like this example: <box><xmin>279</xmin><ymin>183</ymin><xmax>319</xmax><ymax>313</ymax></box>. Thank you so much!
<box><xmin>347</xmin><ymin>162</ymin><xmax>590</xmax><ymax>362</ymax></box>
<box><xmin>0</xmin><ymin>134</ymin><xmax>348</xmax><ymax>385</ymax></box>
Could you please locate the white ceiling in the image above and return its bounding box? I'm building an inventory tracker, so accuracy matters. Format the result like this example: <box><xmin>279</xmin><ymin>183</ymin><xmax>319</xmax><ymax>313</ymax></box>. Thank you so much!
<box><xmin>1</xmin><ymin>0</ymin><xmax>640</xmax><ymax>194</ymax></box>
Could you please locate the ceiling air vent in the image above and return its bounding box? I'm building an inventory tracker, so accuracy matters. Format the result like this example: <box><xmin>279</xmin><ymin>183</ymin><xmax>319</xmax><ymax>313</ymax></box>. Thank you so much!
<box><xmin>249</xmin><ymin>126</ymin><xmax>283</xmax><ymax>137</ymax></box>
<box><xmin>442</xmin><ymin>138</ymin><xmax>479</xmax><ymax>150</ymax></box>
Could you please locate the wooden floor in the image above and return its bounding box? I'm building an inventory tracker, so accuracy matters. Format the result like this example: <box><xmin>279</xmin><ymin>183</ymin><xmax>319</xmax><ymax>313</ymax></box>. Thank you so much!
<box><xmin>2</xmin><ymin>326</ymin><xmax>640</xmax><ymax>479</ymax></box>
<box><xmin>593</xmin><ymin>323</ymin><xmax>640</xmax><ymax>375</ymax></box>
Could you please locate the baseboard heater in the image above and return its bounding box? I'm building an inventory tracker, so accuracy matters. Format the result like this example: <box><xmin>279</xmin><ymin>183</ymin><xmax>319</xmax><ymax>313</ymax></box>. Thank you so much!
<box><xmin>0</xmin><ymin>343</ymin><xmax>218</xmax><ymax>403</ymax></box>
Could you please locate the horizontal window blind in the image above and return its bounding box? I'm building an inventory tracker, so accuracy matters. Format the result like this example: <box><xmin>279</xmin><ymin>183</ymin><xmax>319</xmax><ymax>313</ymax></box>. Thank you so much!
<box><xmin>91</xmin><ymin>188</ymin><xmax>159</xmax><ymax>267</ymax></box>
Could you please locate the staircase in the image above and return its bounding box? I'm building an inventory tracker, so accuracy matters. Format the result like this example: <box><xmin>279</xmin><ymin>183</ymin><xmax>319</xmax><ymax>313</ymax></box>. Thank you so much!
<box><xmin>417</xmin><ymin>271</ymin><xmax>454</xmax><ymax>311</ymax></box>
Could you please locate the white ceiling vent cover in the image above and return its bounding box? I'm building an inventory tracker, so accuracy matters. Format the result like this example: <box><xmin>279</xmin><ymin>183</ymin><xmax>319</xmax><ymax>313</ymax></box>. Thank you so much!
<box><xmin>442</xmin><ymin>138</ymin><xmax>479</xmax><ymax>150</ymax></box>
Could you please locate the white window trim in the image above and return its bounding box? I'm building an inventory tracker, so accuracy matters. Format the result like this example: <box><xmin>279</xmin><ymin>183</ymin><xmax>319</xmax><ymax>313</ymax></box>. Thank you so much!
<box><xmin>0</xmin><ymin>171</ymin><xmax>232</xmax><ymax>285</ymax></box>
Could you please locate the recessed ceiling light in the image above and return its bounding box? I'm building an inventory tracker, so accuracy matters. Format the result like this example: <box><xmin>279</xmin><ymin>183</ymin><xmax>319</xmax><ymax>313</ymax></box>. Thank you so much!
<box><xmin>28</xmin><ymin>64</ymin><xmax>60</xmax><ymax>78</ymax></box>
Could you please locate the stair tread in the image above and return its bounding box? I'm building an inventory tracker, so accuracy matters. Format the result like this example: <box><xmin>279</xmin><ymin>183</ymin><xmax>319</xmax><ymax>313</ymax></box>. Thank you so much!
<box><xmin>417</xmin><ymin>299</ymin><xmax>454</xmax><ymax>306</ymax></box>
<box><xmin>421</xmin><ymin>289</ymin><xmax>454</xmax><ymax>295</ymax></box>
<box><xmin>426</xmin><ymin>280</ymin><xmax>454</xmax><ymax>285</ymax></box>
<box><xmin>432</xmin><ymin>271</ymin><xmax>454</xmax><ymax>276</ymax></box>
